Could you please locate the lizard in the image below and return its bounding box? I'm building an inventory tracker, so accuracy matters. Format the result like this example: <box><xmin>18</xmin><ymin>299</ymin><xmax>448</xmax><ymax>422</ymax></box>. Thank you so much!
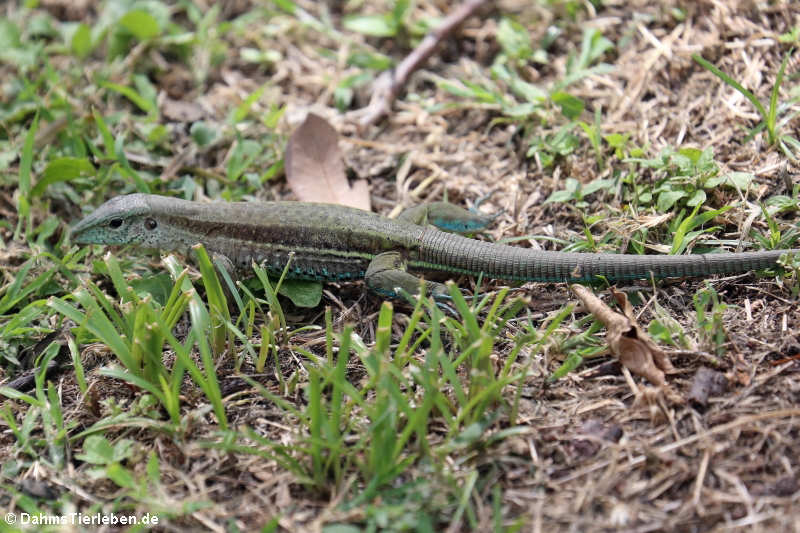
<box><xmin>70</xmin><ymin>193</ymin><xmax>798</xmax><ymax>300</ymax></box>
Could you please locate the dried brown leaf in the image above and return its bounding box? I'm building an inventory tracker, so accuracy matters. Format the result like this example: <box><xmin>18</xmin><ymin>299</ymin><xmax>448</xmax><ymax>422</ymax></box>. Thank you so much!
<box><xmin>688</xmin><ymin>367</ymin><xmax>728</xmax><ymax>406</ymax></box>
<box><xmin>571</xmin><ymin>285</ymin><xmax>674</xmax><ymax>386</ymax></box>
<box><xmin>569</xmin><ymin>418</ymin><xmax>624</xmax><ymax>458</ymax></box>
<box><xmin>285</xmin><ymin>113</ymin><xmax>370</xmax><ymax>210</ymax></box>
<box><xmin>161</xmin><ymin>98</ymin><xmax>206</xmax><ymax>122</ymax></box>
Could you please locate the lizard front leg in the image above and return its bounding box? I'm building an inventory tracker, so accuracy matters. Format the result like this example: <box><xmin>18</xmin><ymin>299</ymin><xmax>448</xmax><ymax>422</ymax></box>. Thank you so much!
<box><xmin>365</xmin><ymin>251</ymin><xmax>449</xmax><ymax>301</ymax></box>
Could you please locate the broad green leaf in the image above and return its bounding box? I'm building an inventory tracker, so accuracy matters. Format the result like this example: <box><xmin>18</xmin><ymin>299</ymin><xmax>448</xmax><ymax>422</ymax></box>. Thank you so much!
<box><xmin>497</xmin><ymin>18</ymin><xmax>532</xmax><ymax>60</ymax></box>
<box><xmin>0</xmin><ymin>19</ymin><xmax>21</xmax><ymax>48</ymax></box>
<box><xmin>765</xmin><ymin>194</ymin><xmax>797</xmax><ymax>213</ymax></box>
<box><xmin>502</xmin><ymin>102</ymin><xmax>541</xmax><ymax>117</ymax></box>
<box><xmin>695</xmin><ymin>147</ymin><xmax>716</xmax><ymax>173</ymax></box>
<box><xmin>277</xmin><ymin>279</ymin><xmax>323</xmax><ymax>308</ymax></box>
<box><xmin>549</xmin><ymin>353</ymin><xmax>583</xmax><ymax>381</ymax></box>
<box><xmin>510</xmin><ymin>79</ymin><xmax>546</xmax><ymax>103</ymax></box>
<box><xmin>604</xmin><ymin>133</ymin><xmax>627</xmax><ymax>148</ymax></box>
<box><xmin>272</xmin><ymin>0</ymin><xmax>297</xmax><ymax>14</ymax></box>
<box><xmin>190</xmin><ymin>121</ymin><xmax>217</xmax><ymax>146</ymax></box>
<box><xmin>146</xmin><ymin>452</ymin><xmax>160</xmax><ymax>484</ymax></box>
<box><xmin>71</xmin><ymin>23</ymin><xmax>92</xmax><ymax>58</ymax></box>
<box><xmin>343</xmin><ymin>14</ymin><xmax>396</xmax><ymax>37</ymax></box>
<box><xmin>111</xmin><ymin>438</ymin><xmax>135</xmax><ymax>462</ymax></box>
<box><xmin>101</xmin><ymin>81</ymin><xmax>156</xmax><ymax>115</ymax></box>
<box><xmin>778</xmin><ymin>27</ymin><xmax>800</xmax><ymax>43</ymax></box>
<box><xmin>142</xmin><ymin>123</ymin><xmax>167</xmax><ymax>144</ymax></box>
<box><xmin>725</xmin><ymin>171</ymin><xmax>754</xmax><ymax>189</ymax></box>
<box><xmin>462</xmin><ymin>80</ymin><xmax>502</xmax><ymax>104</ymax></box>
<box><xmin>230</xmin><ymin>84</ymin><xmax>267</xmax><ymax>124</ymax></box>
<box><xmin>334</xmin><ymin>86</ymin><xmax>354</xmax><ymax>111</ymax></box>
<box><xmin>657</xmin><ymin>190</ymin><xmax>686</xmax><ymax>212</ymax></box>
<box><xmin>240</xmin><ymin>48</ymin><xmax>281</xmax><ymax>64</ymax></box>
<box><xmin>392</xmin><ymin>0</ymin><xmax>410</xmax><ymax>22</ymax></box>
<box><xmin>438</xmin><ymin>80</ymin><xmax>478</xmax><ymax>98</ymax></box>
<box><xmin>106</xmin><ymin>463</ymin><xmax>136</xmax><ymax>488</ymax></box>
<box><xmin>119</xmin><ymin>9</ymin><xmax>160</xmax><ymax>40</ymax></box>
<box><xmin>581</xmin><ymin>28</ymin><xmax>614</xmax><ymax>67</ymax></box>
<box><xmin>677</xmin><ymin>147</ymin><xmax>703</xmax><ymax>164</ymax></box>
<box><xmin>31</xmin><ymin>157</ymin><xmax>95</xmax><ymax>197</ymax></box>
<box><xmin>134</xmin><ymin>74</ymin><xmax>158</xmax><ymax>107</ymax></box>
<box><xmin>226</xmin><ymin>137</ymin><xmax>261</xmax><ymax>181</ymax></box>
<box><xmin>648</xmin><ymin>320</ymin><xmax>677</xmax><ymax>347</ymax></box>
<box><xmin>75</xmin><ymin>435</ymin><xmax>116</xmax><ymax>464</ymax></box>
<box><xmin>583</xmin><ymin>178</ymin><xmax>615</xmax><ymax>195</ymax></box>
<box><xmin>347</xmin><ymin>51</ymin><xmax>393</xmax><ymax>70</ymax></box>
<box><xmin>129</xmin><ymin>272</ymin><xmax>173</xmax><ymax>306</ymax></box>
<box><xmin>704</xmin><ymin>171</ymin><xmax>754</xmax><ymax>189</ymax></box>
<box><xmin>687</xmin><ymin>189</ymin><xmax>706</xmax><ymax>206</ymax></box>
<box><xmin>544</xmin><ymin>189</ymin><xmax>574</xmax><ymax>204</ymax></box>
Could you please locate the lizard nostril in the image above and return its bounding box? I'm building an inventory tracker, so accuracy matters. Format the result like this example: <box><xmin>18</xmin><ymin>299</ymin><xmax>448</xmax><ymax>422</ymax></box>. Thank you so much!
<box><xmin>109</xmin><ymin>218</ymin><xmax>123</xmax><ymax>229</ymax></box>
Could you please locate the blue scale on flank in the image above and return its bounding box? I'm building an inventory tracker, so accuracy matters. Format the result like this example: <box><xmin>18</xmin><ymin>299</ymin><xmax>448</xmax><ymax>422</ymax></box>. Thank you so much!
<box><xmin>431</xmin><ymin>217</ymin><xmax>488</xmax><ymax>233</ymax></box>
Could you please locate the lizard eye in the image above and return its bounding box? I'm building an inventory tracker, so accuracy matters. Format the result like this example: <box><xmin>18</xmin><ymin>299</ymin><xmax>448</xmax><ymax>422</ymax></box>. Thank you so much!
<box><xmin>145</xmin><ymin>218</ymin><xmax>157</xmax><ymax>230</ymax></box>
<box><xmin>109</xmin><ymin>218</ymin><xmax>123</xmax><ymax>229</ymax></box>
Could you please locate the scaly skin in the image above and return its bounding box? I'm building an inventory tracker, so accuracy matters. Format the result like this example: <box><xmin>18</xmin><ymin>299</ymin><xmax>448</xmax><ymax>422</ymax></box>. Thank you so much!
<box><xmin>71</xmin><ymin>194</ymin><xmax>797</xmax><ymax>296</ymax></box>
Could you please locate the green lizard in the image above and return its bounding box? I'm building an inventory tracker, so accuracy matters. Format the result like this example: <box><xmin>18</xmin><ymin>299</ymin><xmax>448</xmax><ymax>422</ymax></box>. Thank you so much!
<box><xmin>71</xmin><ymin>193</ymin><xmax>797</xmax><ymax>300</ymax></box>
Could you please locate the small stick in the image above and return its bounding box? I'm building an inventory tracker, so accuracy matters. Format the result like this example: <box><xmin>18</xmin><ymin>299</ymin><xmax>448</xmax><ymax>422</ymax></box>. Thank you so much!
<box><xmin>349</xmin><ymin>0</ymin><xmax>489</xmax><ymax>129</ymax></box>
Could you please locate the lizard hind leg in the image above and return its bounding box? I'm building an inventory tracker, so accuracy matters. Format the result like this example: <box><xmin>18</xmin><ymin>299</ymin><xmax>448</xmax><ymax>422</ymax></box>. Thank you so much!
<box><xmin>397</xmin><ymin>202</ymin><xmax>499</xmax><ymax>234</ymax></box>
<box><xmin>365</xmin><ymin>251</ymin><xmax>449</xmax><ymax>301</ymax></box>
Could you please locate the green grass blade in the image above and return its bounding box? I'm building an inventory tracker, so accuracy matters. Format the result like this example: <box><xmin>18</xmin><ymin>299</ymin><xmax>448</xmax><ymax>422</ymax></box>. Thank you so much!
<box><xmin>186</xmin><ymin>296</ymin><xmax>227</xmax><ymax>429</ymax></box>
<box><xmin>68</xmin><ymin>336</ymin><xmax>88</xmax><ymax>397</ymax></box>
<box><xmin>92</xmin><ymin>109</ymin><xmax>116</xmax><ymax>158</ymax></box>
<box><xmin>15</xmin><ymin>110</ymin><xmax>39</xmax><ymax>240</ymax></box>
<box><xmin>768</xmin><ymin>51</ymin><xmax>792</xmax><ymax>145</ymax></box>
<box><xmin>192</xmin><ymin>244</ymin><xmax>231</xmax><ymax>357</ymax></box>
<box><xmin>0</xmin><ymin>258</ymin><xmax>38</xmax><ymax>314</ymax></box>
<box><xmin>49</xmin><ymin>295</ymin><xmax>135</xmax><ymax>371</ymax></box>
<box><xmin>99</xmin><ymin>366</ymin><xmax>167</xmax><ymax>406</ymax></box>
<box><xmin>692</xmin><ymin>54</ymin><xmax>767</xmax><ymax>120</ymax></box>
<box><xmin>0</xmin><ymin>386</ymin><xmax>44</xmax><ymax>407</ymax></box>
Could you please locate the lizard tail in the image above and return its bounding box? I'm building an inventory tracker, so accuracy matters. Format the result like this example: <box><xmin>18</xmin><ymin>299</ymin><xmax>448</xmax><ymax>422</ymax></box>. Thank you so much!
<box><xmin>418</xmin><ymin>230</ymin><xmax>797</xmax><ymax>282</ymax></box>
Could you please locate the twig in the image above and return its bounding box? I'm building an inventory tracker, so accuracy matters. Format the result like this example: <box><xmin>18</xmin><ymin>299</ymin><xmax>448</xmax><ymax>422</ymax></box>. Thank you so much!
<box><xmin>348</xmin><ymin>0</ymin><xmax>489</xmax><ymax>130</ymax></box>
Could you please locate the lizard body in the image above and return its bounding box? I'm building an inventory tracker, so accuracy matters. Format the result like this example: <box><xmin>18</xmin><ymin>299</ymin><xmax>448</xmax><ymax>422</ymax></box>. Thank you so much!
<box><xmin>71</xmin><ymin>194</ymin><xmax>797</xmax><ymax>298</ymax></box>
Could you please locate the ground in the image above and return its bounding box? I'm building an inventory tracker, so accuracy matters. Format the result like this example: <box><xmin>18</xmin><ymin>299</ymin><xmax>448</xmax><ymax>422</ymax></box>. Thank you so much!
<box><xmin>1</xmin><ymin>0</ymin><xmax>799</xmax><ymax>531</ymax></box>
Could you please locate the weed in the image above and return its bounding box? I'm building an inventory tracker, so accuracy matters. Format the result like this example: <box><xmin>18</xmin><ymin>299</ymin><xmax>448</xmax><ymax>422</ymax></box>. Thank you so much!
<box><xmin>693</xmin><ymin>284</ymin><xmax>729</xmax><ymax>356</ymax></box>
<box><xmin>693</xmin><ymin>51</ymin><xmax>800</xmax><ymax>160</ymax></box>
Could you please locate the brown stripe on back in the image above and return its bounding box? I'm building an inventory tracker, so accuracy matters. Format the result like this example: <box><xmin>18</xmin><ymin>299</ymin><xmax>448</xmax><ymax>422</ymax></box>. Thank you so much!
<box><xmin>161</xmin><ymin>215</ymin><xmax>406</xmax><ymax>255</ymax></box>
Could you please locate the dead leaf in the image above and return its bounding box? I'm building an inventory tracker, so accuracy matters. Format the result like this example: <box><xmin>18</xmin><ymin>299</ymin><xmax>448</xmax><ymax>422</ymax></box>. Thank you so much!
<box><xmin>39</xmin><ymin>0</ymin><xmax>91</xmax><ymax>20</ymax></box>
<box><xmin>285</xmin><ymin>113</ymin><xmax>370</xmax><ymax>210</ymax></box>
<box><xmin>571</xmin><ymin>284</ymin><xmax>674</xmax><ymax>386</ymax></box>
<box><xmin>768</xmin><ymin>476</ymin><xmax>799</xmax><ymax>497</ymax></box>
<box><xmin>688</xmin><ymin>367</ymin><xmax>728</xmax><ymax>406</ymax></box>
<box><xmin>161</xmin><ymin>98</ymin><xmax>206</xmax><ymax>122</ymax></box>
<box><xmin>569</xmin><ymin>418</ymin><xmax>624</xmax><ymax>458</ymax></box>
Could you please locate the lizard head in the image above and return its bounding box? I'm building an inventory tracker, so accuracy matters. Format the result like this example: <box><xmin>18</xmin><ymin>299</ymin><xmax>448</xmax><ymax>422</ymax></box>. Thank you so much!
<box><xmin>71</xmin><ymin>193</ymin><xmax>161</xmax><ymax>246</ymax></box>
